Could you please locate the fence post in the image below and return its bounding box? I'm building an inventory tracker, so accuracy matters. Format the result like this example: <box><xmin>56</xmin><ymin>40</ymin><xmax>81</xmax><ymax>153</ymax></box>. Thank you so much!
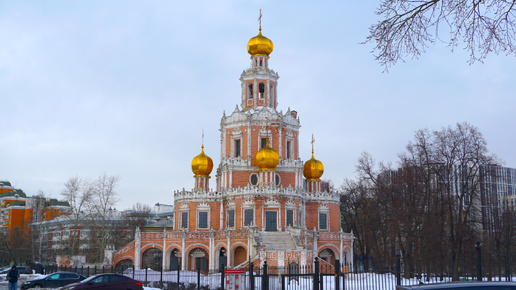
<box><xmin>476</xmin><ymin>241</ymin><xmax>482</xmax><ymax>281</ymax></box>
<box><xmin>197</xmin><ymin>263</ymin><xmax>201</xmax><ymax>290</ymax></box>
<box><xmin>87</xmin><ymin>266</ymin><xmax>89</xmax><ymax>277</ymax></box>
<box><xmin>177</xmin><ymin>266</ymin><xmax>180</xmax><ymax>288</ymax></box>
<box><xmin>160</xmin><ymin>265</ymin><xmax>163</xmax><ymax>284</ymax></box>
<box><xmin>220</xmin><ymin>265</ymin><xmax>225</xmax><ymax>290</ymax></box>
<box><xmin>262</xmin><ymin>260</ymin><xmax>268</xmax><ymax>290</ymax></box>
<box><xmin>94</xmin><ymin>265</ymin><xmax>97</xmax><ymax>275</ymax></box>
<box><xmin>132</xmin><ymin>265</ymin><xmax>135</xmax><ymax>279</ymax></box>
<box><xmin>396</xmin><ymin>254</ymin><xmax>401</xmax><ymax>286</ymax></box>
<box><xmin>335</xmin><ymin>259</ymin><xmax>341</xmax><ymax>290</ymax></box>
<box><xmin>145</xmin><ymin>267</ymin><xmax>148</xmax><ymax>286</ymax></box>
<box><xmin>250</xmin><ymin>261</ymin><xmax>255</xmax><ymax>290</ymax></box>
<box><xmin>314</xmin><ymin>257</ymin><xmax>320</xmax><ymax>290</ymax></box>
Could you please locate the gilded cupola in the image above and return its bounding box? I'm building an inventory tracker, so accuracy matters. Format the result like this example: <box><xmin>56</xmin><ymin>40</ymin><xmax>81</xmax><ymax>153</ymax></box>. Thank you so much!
<box><xmin>247</xmin><ymin>28</ymin><xmax>274</xmax><ymax>57</ymax></box>
<box><xmin>191</xmin><ymin>146</ymin><xmax>213</xmax><ymax>177</ymax></box>
<box><xmin>303</xmin><ymin>152</ymin><xmax>324</xmax><ymax>180</ymax></box>
<box><xmin>255</xmin><ymin>139</ymin><xmax>279</xmax><ymax>171</ymax></box>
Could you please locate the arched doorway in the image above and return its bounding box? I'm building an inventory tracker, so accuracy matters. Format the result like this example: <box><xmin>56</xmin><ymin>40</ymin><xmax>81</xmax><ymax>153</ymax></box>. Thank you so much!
<box><xmin>115</xmin><ymin>259</ymin><xmax>133</xmax><ymax>273</ymax></box>
<box><xmin>169</xmin><ymin>248</ymin><xmax>181</xmax><ymax>271</ymax></box>
<box><xmin>142</xmin><ymin>247</ymin><xmax>163</xmax><ymax>271</ymax></box>
<box><xmin>232</xmin><ymin>246</ymin><xmax>246</xmax><ymax>267</ymax></box>
<box><xmin>319</xmin><ymin>249</ymin><xmax>336</xmax><ymax>268</ymax></box>
<box><xmin>218</xmin><ymin>247</ymin><xmax>227</xmax><ymax>271</ymax></box>
<box><xmin>187</xmin><ymin>248</ymin><xmax>208</xmax><ymax>271</ymax></box>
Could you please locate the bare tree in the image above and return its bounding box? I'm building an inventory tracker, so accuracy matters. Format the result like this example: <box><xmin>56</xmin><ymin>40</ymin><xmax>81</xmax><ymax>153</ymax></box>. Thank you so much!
<box><xmin>366</xmin><ymin>0</ymin><xmax>516</xmax><ymax>68</ymax></box>
<box><xmin>61</xmin><ymin>176</ymin><xmax>94</xmax><ymax>257</ymax></box>
<box><xmin>89</xmin><ymin>174</ymin><xmax>120</xmax><ymax>263</ymax></box>
<box><xmin>345</xmin><ymin>122</ymin><xmax>497</xmax><ymax>279</ymax></box>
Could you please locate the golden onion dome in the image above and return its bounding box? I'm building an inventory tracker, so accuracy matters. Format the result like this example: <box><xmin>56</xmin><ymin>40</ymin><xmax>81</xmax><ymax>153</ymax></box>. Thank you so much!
<box><xmin>247</xmin><ymin>28</ymin><xmax>274</xmax><ymax>57</ymax></box>
<box><xmin>255</xmin><ymin>141</ymin><xmax>279</xmax><ymax>171</ymax></box>
<box><xmin>191</xmin><ymin>146</ymin><xmax>213</xmax><ymax>177</ymax></box>
<box><xmin>303</xmin><ymin>152</ymin><xmax>324</xmax><ymax>180</ymax></box>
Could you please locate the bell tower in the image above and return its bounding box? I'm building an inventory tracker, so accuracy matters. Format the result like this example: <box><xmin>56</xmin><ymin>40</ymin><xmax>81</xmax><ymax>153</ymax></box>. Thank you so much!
<box><xmin>217</xmin><ymin>24</ymin><xmax>303</xmax><ymax>192</ymax></box>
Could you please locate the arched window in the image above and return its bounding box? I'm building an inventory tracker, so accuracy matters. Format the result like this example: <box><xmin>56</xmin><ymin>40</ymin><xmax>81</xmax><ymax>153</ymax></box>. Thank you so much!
<box><xmin>248</xmin><ymin>84</ymin><xmax>253</xmax><ymax>99</ymax></box>
<box><xmin>270</xmin><ymin>84</ymin><xmax>274</xmax><ymax>105</ymax></box>
<box><xmin>259</xmin><ymin>83</ymin><xmax>265</xmax><ymax>99</ymax></box>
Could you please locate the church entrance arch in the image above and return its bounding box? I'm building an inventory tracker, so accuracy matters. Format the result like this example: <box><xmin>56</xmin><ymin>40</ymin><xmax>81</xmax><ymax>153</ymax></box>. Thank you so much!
<box><xmin>187</xmin><ymin>248</ymin><xmax>208</xmax><ymax>271</ymax></box>
<box><xmin>232</xmin><ymin>246</ymin><xmax>246</xmax><ymax>267</ymax></box>
<box><xmin>169</xmin><ymin>248</ymin><xmax>181</xmax><ymax>271</ymax></box>
<box><xmin>142</xmin><ymin>248</ymin><xmax>163</xmax><ymax>271</ymax></box>
<box><xmin>218</xmin><ymin>247</ymin><xmax>227</xmax><ymax>271</ymax></box>
<box><xmin>319</xmin><ymin>248</ymin><xmax>337</xmax><ymax>266</ymax></box>
<box><xmin>115</xmin><ymin>259</ymin><xmax>133</xmax><ymax>273</ymax></box>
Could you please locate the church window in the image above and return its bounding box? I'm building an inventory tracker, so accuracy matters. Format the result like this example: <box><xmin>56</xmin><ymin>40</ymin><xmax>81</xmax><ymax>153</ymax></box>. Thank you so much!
<box><xmin>181</xmin><ymin>212</ymin><xmax>188</xmax><ymax>229</ymax></box>
<box><xmin>228</xmin><ymin>210</ymin><xmax>235</xmax><ymax>227</ymax></box>
<box><xmin>259</xmin><ymin>59</ymin><xmax>263</xmax><ymax>67</ymax></box>
<box><xmin>250</xmin><ymin>173</ymin><xmax>258</xmax><ymax>186</ymax></box>
<box><xmin>234</xmin><ymin>139</ymin><xmax>241</xmax><ymax>157</ymax></box>
<box><xmin>248</xmin><ymin>84</ymin><xmax>253</xmax><ymax>99</ymax></box>
<box><xmin>319</xmin><ymin>213</ymin><xmax>327</xmax><ymax>230</ymax></box>
<box><xmin>244</xmin><ymin>209</ymin><xmax>253</xmax><ymax>226</ymax></box>
<box><xmin>286</xmin><ymin>209</ymin><xmax>294</xmax><ymax>227</ymax></box>
<box><xmin>275</xmin><ymin>174</ymin><xmax>280</xmax><ymax>186</ymax></box>
<box><xmin>286</xmin><ymin>141</ymin><xmax>291</xmax><ymax>159</ymax></box>
<box><xmin>261</xmin><ymin>138</ymin><xmax>268</xmax><ymax>149</ymax></box>
<box><xmin>198</xmin><ymin>212</ymin><xmax>208</xmax><ymax>229</ymax></box>
<box><xmin>270</xmin><ymin>85</ymin><xmax>274</xmax><ymax>105</ymax></box>
<box><xmin>259</xmin><ymin>83</ymin><xmax>265</xmax><ymax>99</ymax></box>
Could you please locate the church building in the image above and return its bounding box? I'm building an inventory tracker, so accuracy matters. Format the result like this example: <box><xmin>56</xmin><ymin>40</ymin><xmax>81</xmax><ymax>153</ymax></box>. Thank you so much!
<box><xmin>113</xmin><ymin>24</ymin><xmax>353</xmax><ymax>272</ymax></box>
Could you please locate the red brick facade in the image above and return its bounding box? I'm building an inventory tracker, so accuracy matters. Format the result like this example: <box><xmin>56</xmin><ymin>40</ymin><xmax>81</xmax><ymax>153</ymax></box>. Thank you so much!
<box><xmin>113</xmin><ymin>28</ymin><xmax>353</xmax><ymax>272</ymax></box>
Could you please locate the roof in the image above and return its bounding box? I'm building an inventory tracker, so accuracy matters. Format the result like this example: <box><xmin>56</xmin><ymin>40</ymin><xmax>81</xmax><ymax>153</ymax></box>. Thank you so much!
<box><xmin>0</xmin><ymin>189</ymin><xmax>27</xmax><ymax>199</ymax></box>
<box><xmin>45</xmin><ymin>199</ymin><xmax>70</xmax><ymax>207</ymax></box>
<box><xmin>7</xmin><ymin>201</ymin><xmax>26</xmax><ymax>207</ymax></box>
<box><xmin>0</xmin><ymin>181</ymin><xmax>12</xmax><ymax>187</ymax></box>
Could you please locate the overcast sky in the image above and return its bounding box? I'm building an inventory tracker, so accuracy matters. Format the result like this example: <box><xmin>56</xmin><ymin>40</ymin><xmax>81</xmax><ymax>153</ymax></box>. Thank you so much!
<box><xmin>2</xmin><ymin>1</ymin><xmax>515</xmax><ymax>210</ymax></box>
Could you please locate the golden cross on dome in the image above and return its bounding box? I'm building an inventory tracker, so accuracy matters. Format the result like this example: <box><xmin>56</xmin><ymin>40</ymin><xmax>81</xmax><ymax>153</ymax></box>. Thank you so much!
<box><xmin>202</xmin><ymin>130</ymin><xmax>204</xmax><ymax>149</ymax></box>
<box><xmin>311</xmin><ymin>134</ymin><xmax>315</xmax><ymax>154</ymax></box>
<box><xmin>258</xmin><ymin>9</ymin><xmax>262</xmax><ymax>29</ymax></box>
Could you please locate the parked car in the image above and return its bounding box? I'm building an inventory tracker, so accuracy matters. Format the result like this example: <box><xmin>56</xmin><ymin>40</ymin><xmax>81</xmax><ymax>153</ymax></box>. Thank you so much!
<box><xmin>58</xmin><ymin>273</ymin><xmax>143</xmax><ymax>290</ymax></box>
<box><xmin>0</xmin><ymin>266</ymin><xmax>10</xmax><ymax>274</ymax></box>
<box><xmin>397</xmin><ymin>282</ymin><xmax>516</xmax><ymax>289</ymax></box>
<box><xmin>0</xmin><ymin>265</ymin><xmax>32</xmax><ymax>274</ymax></box>
<box><xmin>21</xmin><ymin>272</ymin><xmax>86</xmax><ymax>289</ymax></box>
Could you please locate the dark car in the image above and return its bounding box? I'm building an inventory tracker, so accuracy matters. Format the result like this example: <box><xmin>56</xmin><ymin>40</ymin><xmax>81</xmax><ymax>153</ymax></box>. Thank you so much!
<box><xmin>21</xmin><ymin>272</ymin><xmax>86</xmax><ymax>289</ymax></box>
<box><xmin>397</xmin><ymin>282</ymin><xmax>516</xmax><ymax>290</ymax></box>
<box><xmin>58</xmin><ymin>273</ymin><xmax>143</xmax><ymax>290</ymax></box>
<box><xmin>0</xmin><ymin>265</ymin><xmax>32</xmax><ymax>274</ymax></box>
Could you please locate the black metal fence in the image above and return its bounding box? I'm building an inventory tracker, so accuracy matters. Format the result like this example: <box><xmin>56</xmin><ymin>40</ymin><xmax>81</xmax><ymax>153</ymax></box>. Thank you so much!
<box><xmin>40</xmin><ymin>254</ymin><xmax>514</xmax><ymax>290</ymax></box>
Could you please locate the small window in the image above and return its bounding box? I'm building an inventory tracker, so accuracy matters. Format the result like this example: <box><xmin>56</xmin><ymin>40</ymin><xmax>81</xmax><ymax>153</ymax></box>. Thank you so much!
<box><xmin>181</xmin><ymin>212</ymin><xmax>188</xmax><ymax>229</ymax></box>
<box><xmin>275</xmin><ymin>174</ymin><xmax>280</xmax><ymax>186</ymax></box>
<box><xmin>286</xmin><ymin>141</ymin><xmax>291</xmax><ymax>159</ymax></box>
<box><xmin>198</xmin><ymin>212</ymin><xmax>208</xmax><ymax>228</ymax></box>
<box><xmin>244</xmin><ymin>209</ymin><xmax>253</xmax><ymax>226</ymax></box>
<box><xmin>319</xmin><ymin>213</ymin><xmax>327</xmax><ymax>230</ymax></box>
<box><xmin>286</xmin><ymin>209</ymin><xmax>294</xmax><ymax>227</ymax></box>
<box><xmin>248</xmin><ymin>84</ymin><xmax>253</xmax><ymax>99</ymax></box>
<box><xmin>261</xmin><ymin>138</ymin><xmax>268</xmax><ymax>149</ymax></box>
<box><xmin>259</xmin><ymin>59</ymin><xmax>263</xmax><ymax>66</ymax></box>
<box><xmin>250</xmin><ymin>173</ymin><xmax>258</xmax><ymax>186</ymax></box>
<box><xmin>234</xmin><ymin>139</ymin><xmax>241</xmax><ymax>157</ymax></box>
<box><xmin>259</xmin><ymin>83</ymin><xmax>265</xmax><ymax>99</ymax></box>
<box><xmin>228</xmin><ymin>210</ymin><xmax>235</xmax><ymax>227</ymax></box>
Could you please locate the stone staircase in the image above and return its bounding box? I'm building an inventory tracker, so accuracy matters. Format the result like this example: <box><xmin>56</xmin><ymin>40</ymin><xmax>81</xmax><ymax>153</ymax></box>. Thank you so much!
<box><xmin>257</xmin><ymin>232</ymin><xmax>298</xmax><ymax>251</ymax></box>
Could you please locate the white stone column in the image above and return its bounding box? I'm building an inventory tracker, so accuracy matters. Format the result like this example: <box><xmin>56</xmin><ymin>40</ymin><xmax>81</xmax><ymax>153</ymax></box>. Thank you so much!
<box><xmin>209</xmin><ymin>231</ymin><xmax>215</xmax><ymax>270</ymax></box>
<box><xmin>226</xmin><ymin>231</ymin><xmax>231</xmax><ymax>268</ymax></box>
<box><xmin>162</xmin><ymin>230</ymin><xmax>167</xmax><ymax>270</ymax></box>
<box><xmin>134</xmin><ymin>227</ymin><xmax>141</xmax><ymax>270</ymax></box>
<box><xmin>181</xmin><ymin>232</ymin><xmax>186</xmax><ymax>270</ymax></box>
